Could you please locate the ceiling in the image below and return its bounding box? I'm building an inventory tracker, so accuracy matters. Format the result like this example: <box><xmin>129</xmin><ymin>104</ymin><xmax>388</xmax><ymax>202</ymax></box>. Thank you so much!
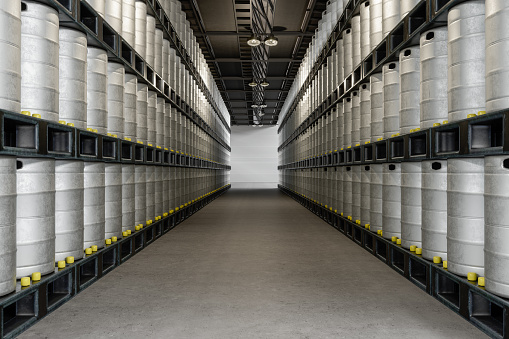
<box><xmin>179</xmin><ymin>0</ymin><xmax>328</xmax><ymax>126</ymax></box>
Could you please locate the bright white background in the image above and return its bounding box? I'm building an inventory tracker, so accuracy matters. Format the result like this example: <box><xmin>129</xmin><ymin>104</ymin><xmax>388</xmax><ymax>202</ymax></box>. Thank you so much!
<box><xmin>229</xmin><ymin>125</ymin><xmax>279</xmax><ymax>189</ymax></box>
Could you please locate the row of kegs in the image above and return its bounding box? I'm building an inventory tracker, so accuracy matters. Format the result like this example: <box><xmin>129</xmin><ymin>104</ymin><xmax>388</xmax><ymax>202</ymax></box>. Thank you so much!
<box><xmin>0</xmin><ymin>0</ymin><xmax>231</xmax><ymax>151</ymax></box>
<box><xmin>280</xmin><ymin>0</ymin><xmax>509</xmax><ymax>151</ymax></box>
<box><xmin>0</xmin><ymin>155</ymin><xmax>230</xmax><ymax>296</ymax></box>
<box><xmin>280</xmin><ymin>155</ymin><xmax>509</xmax><ymax>299</ymax></box>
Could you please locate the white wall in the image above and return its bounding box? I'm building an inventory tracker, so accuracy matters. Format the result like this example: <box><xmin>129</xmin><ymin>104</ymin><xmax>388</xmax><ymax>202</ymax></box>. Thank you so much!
<box><xmin>230</xmin><ymin>125</ymin><xmax>278</xmax><ymax>189</ymax></box>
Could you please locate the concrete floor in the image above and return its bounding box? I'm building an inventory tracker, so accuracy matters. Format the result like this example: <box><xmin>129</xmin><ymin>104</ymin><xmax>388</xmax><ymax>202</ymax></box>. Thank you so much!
<box><xmin>20</xmin><ymin>189</ymin><xmax>486</xmax><ymax>339</ymax></box>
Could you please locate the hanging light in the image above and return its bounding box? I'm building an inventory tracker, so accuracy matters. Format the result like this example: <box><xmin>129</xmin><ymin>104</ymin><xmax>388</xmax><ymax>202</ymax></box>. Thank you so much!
<box><xmin>248</xmin><ymin>80</ymin><xmax>258</xmax><ymax>87</ymax></box>
<box><xmin>260</xmin><ymin>79</ymin><xmax>270</xmax><ymax>87</ymax></box>
<box><xmin>247</xmin><ymin>34</ymin><xmax>261</xmax><ymax>47</ymax></box>
<box><xmin>259</xmin><ymin>104</ymin><xmax>267</xmax><ymax>108</ymax></box>
<box><xmin>264</xmin><ymin>34</ymin><xmax>278</xmax><ymax>47</ymax></box>
<box><xmin>251</xmin><ymin>104</ymin><xmax>259</xmax><ymax>108</ymax></box>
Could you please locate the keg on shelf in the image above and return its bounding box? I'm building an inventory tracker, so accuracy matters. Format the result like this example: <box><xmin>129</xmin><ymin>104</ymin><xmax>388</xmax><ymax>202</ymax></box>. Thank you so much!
<box><xmin>360</xmin><ymin>83</ymin><xmax>371</xmax><ymax>144</ymax></box>
<box><xmin>122</xmin><ymin>0</ymin><xmax>135</xmax><ymax>47</ymax></box>
<box><xmin>163</xmin><ymin>166</ymin><xmax>170</xmax><ymax>214</ymax></box>
<box><xmin>155</xmin><ymin>28</ymin><xmax>163</xmax><ymax>76</ymax></box>
<box><xmin>382</xmin><ymin>0</ymin><xmax>400</xmax><ymax>37</ymax></box>
<box><xmin>448</xmin><ymin>1</ymin><xmax>486</xmax><ymax>123</ymax></box>
<box><xmin>136</xmin><ymin>83</ymin><xmax>148</xmax><ymax>144</ymax></box>
<box><xmin>86</xmin><ymin>0</ymin><xmax>104</xmax><ymax>17</ymax></box>
<box><xmin>400</xmin><ymin>162</ymin><xmax>422</xmax><ymax>249</ymax></box>
<box><xmin>21</xmin><ymin>1</ymin><xmax>59</xmax><ymax>122</ymax></box>
<box><xmin>84</xmin><ymin>162</ymin><xmax>105</xmax><ymax>249</ymax></box>
<box><xmin>420</xmin><ymin>27</ymin><xmax>448</xmax><ymax>128</ymax></box>
<box><xmin>134</xmin><ymin>1</ymin><xmax>147</xmax><ymax>59</ymax></box>
<box><xmin>370</xmin><ymin>0</ymin><xmax>383</xmax><ymax>51</ymax></box>
<box><xmin>399</xmin><ymin>47</ymin><xmax>420</xmax><ymax>135</ymax></box>
<box><xmin>155</xmin><ymin>166</ymin><xmax>163</xmax><ymax>218</ymax></box>
<box><xmin>421</xmin><ymin>160</ymin><xmax>448</xmax><ymax>261</ymax></box>
<box><xmin>59</xmin><ymin>28</ymin><xmax>87</xmax><ymax>129</ymax></box>
<box><xmin>361</xmin><ymin>165</ymin><xmax>371</xmax><ymax>228</ymax></box>
<box><xmin>447</xmin><ymin>158</ymin><xmax>484</xmax><ymax>277</ymax></box>
<box><xmin>485</xmin><ymin>155</ymin><xmax>509</xmax><ymax>298</ymax></box>
<box><xmin>352</xmin><ymin>166</ymin><xmax>361</xmax><ymax>224</ymax></box>
<box><xmin>360</xmin><ymin>1</ymin><xmax>371</xmax><ymax>61</ymax></box>
<box><xmin>382</xmin><ymin>61</ymin><xmax>400</xmax><ymax>139</ymax></box>
<box><xmin>135</xmin><ymin>165</ymin><xmax>146</xmax><ymax>226</ymax></box>
<box><xmin>156</xmin><ymin>97</ymin><xmax>165</xmax><ymax>147</ymax></box>
<box><xmin>343</xmin><ymin>98</ymin><xmax>352</xmax><ymax>147</ymax></box>
<box><xmin>16</xmin><ymin>158</ymin><xmax>55</xmax><ymax>277</ymax></box>
<box><xmin>122</xmin><ymin>164</ymin><xmax>135</xmax><ymax>232</ymax></box>
<box><xmin>0</xmin><ymin>0</ymin><xmax>21</xmax><ymax>113</ymax></box>
<box><xmin>147</xmin><ymin>90</ymin><xmax>157</xmax><ymax>146</ymax></box>
<box><xmin>105</xmin><ymin>0</ymin><xmax>122</xmax><ymax>33</ymax></box>
<box><xmin>0</xmin><ymin>156</ymin><xmax>17</xmax><ymax>296</ymax></box>
<box><xmin>343</xmin><ymin>166</ymin><xmax>353</xmax><ymax>220</ymax></box>
<box><xmin>370</xmin><ymin>73</ymin><xmax>383</xmax><ymax>141</ymax></box>
<box><xmin>124</xmin><ymin>74</ymin><xmax>137</xmax><ymax>140</ymax></box>
<box><xmin>485</xmin><ymin>0</ymin><xmax>509</xmax><ymax>112</ymax></box>
<box><xmin>370</xmin><ymin>164</ymin><xmax>383</xmax><ymax>233</ymax></box>
<box><xmin>351</xmin><ymin>91</ymin><xmax>360</xmax><ymax>147</ymax></box>
<box><xmin>107</xmin><ymin>62</ymin><xmax>125</xmax><ymax>138</ymax></box>
<box><xmin>382</xmin><ymin>163</ymin><xmax>401</xmax><ymax>239</ymax></box>
<box><xmin>146</xmin><ymin>166</ymin><xmax>155</xmax><ymax>222</ymax></box>
<box><xmin>87</xmin><ymin>47</ymin><xmax>108</xmax><ymax>134</ymax></box>
<box><xmin>146</xmin><ymin>15</ymin><xmax>156</xmax><ymax>68</ymax></box>
<box><xmin>401</xmin><ymin>0</ymin><xmax>420</xmax><ymax>19</ymax></box>
<box><xmin>55</xmin><ymin>160</ymin><xmax>84</xmax><ymax>262</ymax></box>
<box><xmin>351</xmin><ymin>15</ymin><xmax>361</xmax><ymax>68</ymax></box>
<box><xmin>343</xmin><ymin>28</ymin><xmax>353</xmax><ymax>76</ymax></box>
<box><xmin>105</xmin><ymin>163</ymin><xmax>122</xmax><ymax>239</ymax></box>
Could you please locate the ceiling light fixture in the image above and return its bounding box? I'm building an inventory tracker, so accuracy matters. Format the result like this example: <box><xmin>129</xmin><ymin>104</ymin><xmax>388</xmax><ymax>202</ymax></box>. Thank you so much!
<box><xmin>260</xmin><ymin>104</ymin><xmax>267</xmax><ymax>108</ymax></box>
<box><xmin>264</xmin><ymin>34</ymin><xmax>278</xmax><ymax>47</ymax></box>
<box><xmin>247</xmin><ymin>34</ymin><xmax>261</xmax><ymax>47</ymax></box>
<box><xmin>248</xmin><ymin>80</ymin><xmax>258</xmax><ymax>87</ymax></box>
<box><xmin>251</xmin><ymin>104</ymin><xmax>259</xmax><ymax>108</ymax></box>
<box><xmin>260</xmin><ymin>79</ymin><xmax>270</xmax><ymax>87</ymax></box>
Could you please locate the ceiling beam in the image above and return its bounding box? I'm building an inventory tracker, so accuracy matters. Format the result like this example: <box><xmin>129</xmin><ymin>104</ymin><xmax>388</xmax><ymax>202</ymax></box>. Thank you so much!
<box><xmin>215</xmin><ymin>76</ymin><xmax>293</xmax><ymax>80</ymax></box>
<box><xmin>194</xmin><ymin>31</ymin><xmax>314</xmax><ymax>36</ymax></box>
<box><xmin>220</xmin><ymin>89</ymin><xmax>289</xmax><ymax>93</ymax></box>
<box><xmin>210</xmin><ymin>58</ymin><xmax>298</xmax><ymax>63</ymax></box>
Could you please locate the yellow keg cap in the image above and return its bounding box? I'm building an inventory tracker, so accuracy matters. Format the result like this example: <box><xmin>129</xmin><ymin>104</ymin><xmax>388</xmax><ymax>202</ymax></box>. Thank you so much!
<box><xmin>156</xmin><ymin>146</ymin><xmax>161</xmax><ymax>149</ymax></box>
<box><xmin>348</xmin><ymin>216</ymin><xmax>352</xmax><ymax>220</ymax></box>
<box><xmin>477</xmin><ymin>111</ymin><xmax>486</xmax><ymax>116</ymax></box>
<box><xmin>347</xmin><ymin>146</ymin><xmax>351</xmax><ymax>149</ymax></box>
<box><xmin>433</xmin><ymin>123</ymin><xmax>441</xmax><ymax>127</ymax></box>
<box><xmin>92</xmin><ymin>129</ymin><xmax>98</xmax><ymax>133</ymax></box>
<box><xmin>112</xmin><ymin>134</ymin><xmax>117</xmax><ymax>138</ymax></box>
<box><xmin>433</xmin><ymin>256</ymin><xmax>442</xmax><ymax>264</ymax></box>
<box><xmin>21</xmin><ymin>111</ymin><xmax>31</xmax><ymax>116</ymax></box>
<box><xmin>325</xmin><ymin>205</ymin><xmax>328</xmax><ymax>208</ymax></box>
<box><xmin>334</xmin><ymin>209</ymin><xmax>337</xmax><ymax>213</ymax></box>
<box><xmin>365</xmin><ymin>141</ymin><xmax>370</xmax><ymax>144</ymax></box>
<box><xmin>368</xmin><ymin>225</ymin><xmax>371</xmax><ymax>230</ymax></box>
<box><xmin>356</xmin><ymin>220</ymin><xmax>361</xmax><ymax>225</ymax></box>
<box><xmin>85</xmin><ymin>248</ymin><xmax>92</xmax><ymax>255</ymax></box>
<box><xmin>124</xmin><ymin>137</ymin><xmax>132</xmax><ymax>141</ymax></box>
<box><xmin>31</xmin><ymin>272</ymin><xmax>41</xmax><ymax>282</ymax></box>
<box><xmin>180</xmin><ymin>205</ymin><xmax>184</xmax><ymax>209</ymax></box>
<box><xmin>184</xmin><ymin>203</ymin><xmax>188</xmax><ymax>207</ymax></box>
<box><xmin>416</xmin><ymin>248</ymin><xmax>422</xmax><ymax>255</ymax></box>
<box><xmin>175</xmin><ymin>207</ymin><xmax>179</xmax><ymax>211</ymax></box>
<box><xmin>443</xmin><ymin>261</ymin><xmax>448</xmax><ymax>269</ymax></box>
<box><xmin>391</xmin><ymin>236</ymin><xmax>397</xmax><ymax>242</ymax></box>
<box><xmin>334</xmin><ymin>150</ymin><xmax>338</xmax><ymax>152</ymax></box>
<box><xmin>91</xmin><ymin>245</ymin><xmax>98</xmax><ymax>252</ymax></box>
<box><xmin>137</xmin><ymin>141</ymin><xmax>143</xmax><ymax>144</ymax></box>
<box><xmin>112</xmin><ymin>237</ymin><xmax>117</xmax><ymax>242</ymax></box>
<box><xmin>32</xmin><ymin>113</ymin><xmax>41</xmax><ymax>118</ymax></box>
<box><xmin>67</xmin><ymin>123</ymin><xmax>74</xmax><ymax>127</ymax></box>
<box><xmin>123</xmin><ymin>231</ymin><xmax>128</xmax><ymax>237</ymax></box>
<box><xmin>135</xmin><ymin>225</ymin><xmax>140</xmax><ymax>231</ymax></box>
<box><xmin>107</xmin><ymin>133</ymin><xmax>112</xmax><ymax>137</ymax></box>
<box><xmin>442</xmin><ymin>120</ymin><xmax>448</xmax><ymax>124</ymax></box>
<box><xmin>380</xmin><ymin>231</ymin><xmax>383</xmax><ymax>236</ymax></box>
<box><xmin>377</xmin><ymin>230</ymin><xmax>382</xmax><ymax>235</ymax></box>
<box><xmin>139</xmin><ymin>223</ymin><xmax>144</xmax><ymax>229</ymax></box>
<box><xmin>355</xmin><ymin>144</ymin><xmax>360</xmax><ymax>147</ymax></box>
<box><xmin>66</xmin><ymin>256</ymin><xmax>74</xmax><ymax>264</ymax></box>
<box><xmin>127</xmin><ymin>230</ymin><xmax>132</xmax><ymax>235</ymax></box>
<box><xmin>365</xmin><ymin>224</ymin><xmax>370</xmax><ymax>229</ymax></box>
<box><xmin>148</xmin><ymin>143</ymin><xmax>153</xmax><ymax>147</ymax></box>
<box><xmin>57</xmin><ymin>261</ymin><xmax>66</xmax><ymax>269</ymax></box>
<box><xmin>146</xmin><ymin>220</ymin><xmax>152</xmax><ymax>225</ymax></box>
<box><xmin>20</xmin><ymin>277</ymin><xmax>31</xmax><ymax>287</ymax></box>
<box><xmin>163</xmin><ymin>212</ymin><xmax>168</xmax><ymax>217</ymax></box>
<box><xmin>467</xmin><ymin>272</ymin><xmax>478</xmax><ymax>281</ymax></box>
<box><xmin>396</xmin><ymin>239</ymin><xmax>402</xmax><ymax>245</ymax></box>
<box><xmin>410</xmin><ymin>245</ymin><xmax>417</xmax><ymax>252</ymax></box>
<box><xmin>478</xmin><ymin>277</ymin><xmax>485</xmax><ymax>287</ymax></box>
<box><xmin>164</xmin><ymin>148</ymin><xmax>168</xmax><ymax>151</ymax></box>
<box><xmin>59</xmin><ymin>120</ymin><xmax>66</xmax><ymax>125</ymax></box>
<box><xmin>467</xmin><ymin>114</ymin><xmax>476</xmax><ymax>118</ymax></box>
<box><xmin>410</xmin><ymin>129</ymin><xmax>414</xmax><ymax>133</ymax></box>
<box><xmin>105</xmin><ymin>239</ymin><xmax>112</xmax><ymax>245</ymax></box>
<box><xmin>377</xmin><ymin>137</ymin><xmax>383</xmax><ymax>141</ymax></box>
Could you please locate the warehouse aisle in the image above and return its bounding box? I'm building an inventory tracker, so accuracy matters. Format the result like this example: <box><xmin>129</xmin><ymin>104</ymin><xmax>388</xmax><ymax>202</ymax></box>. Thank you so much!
<box><xmin>20</xmin><ymin>189</ymin><xmax>485</xmax><ymax>339</ymax></box>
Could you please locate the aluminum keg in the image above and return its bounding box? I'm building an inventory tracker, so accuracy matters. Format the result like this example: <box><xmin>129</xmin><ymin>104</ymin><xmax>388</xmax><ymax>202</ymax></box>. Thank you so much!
<box><xmin>16</xmin><ymin>158</ymin><xmax>55</xmax><ymax>277</ymax></box>
<box><xmin>105</xmin><ymin>0</ymin><xmax>122</xmax><ymax>33</ymax></box>
<box><xmin>84</xmin><ymin>162</ymin><xmax>105</xmax><ymax>249</ymax></box>
<box><xmin>382</xmin><ymin>163</ymin><xmax>401</xmax><ymax>239</ymax></box>
<box><xmin>401</xmin><ymin>0</ymin><xmax>420</xmax><ymax>19</ymax></box>
<box><xmin>484</xmin><ymin>155</ymin><xmax>509</xmax><ymax>298</ymax></box>
<box><xmin>420</xmin><ymin>27</ymin><xmax>448</xmax><ymax>128</ymax></box>
<box><xmin>122</xmin><ymin>0</ymin><xmax>136</xmax><ymax>47</ymax></box>
<box><xmin>361</xmin><ymin>165</ymin><xmax>371</xmax><ymax>227</ymax></box>
<box><xmin>399</xmin><ymin>47</ymin><xmax>420</xmax><ymax>134</ymax></box>
<box><xmin>370</xmin><ymin>0</ymin><xmax>383</xmax><ymax>50</ymax></box>
<box><xmin>87</xmin><ymin>47</ymin><xmax>108</xmax><ymax>134</ymax></box>
<box><xmin>105</xmin><ymin>163</ymin><xmax>122</xmax><ymax>239</ymax></box>
<box><xmin>351</xmin><ymin>91</ymin><xmax>360</xmax><ymax>146</ymax></box>
<box><xmin>447</xmin><ymin>158</ymin><xmax>484</xmax><ymax>277</ymax></box>
<box><xmin>343</xmin><ymin>166</ymin><xmax>353</xmax><ymax>219</ymax></box>
<box><xmin>107</xmin><ymin>62</ymin><xmax>125</xmax><ymax>138</ymax></box>
<box><xmin>147</xmin><ymin>90</ymin><xmax>157</xmax><ymax>146</ymax></box>
<box><xmin>343</xmin><ymin>28</ymin><xmax>353</xmax><ymax>76</ymax></box>
<box><xmin>370</xmin><ymin>73</ymin><xmax>383</xmax><ymax>141</ymax></box>
<box><xmin>163</xmin><ymin>39</ymin><xmax>170</xmax><ymax>83</ymax></box>
<box><xmin>59</xmin><ymin>28</ymin><xmax>87</xmax><ymax>129</ymax></box>
<box><xmin>136</xmin><ymin>83</ymin><xmax>148</xmax><ymax>144</ymax></box>
<box><xmin>0</xmin><ymin>1</ymin><xmax>21</xmax><ymax>110</ymax></box>
<box><xmin>146</xmin><ymin>15</ymin><xmax>156</xmax><ymax>68</ymax></box>
<box><xmin>448</xmin><ymin>1</ymin><xmax>485</xmax><ymax>122</ymax></box>
<box><xmin>360</xmin><ymin>1</ymin><xmax>371</xmax><ymax>61</ymax></box>
<box><xmin>383</xmin><ymin>61</ymin><xmax>400</xmax><ymax>139</ymax></box>
<box><xmin>486</xmin><ymin>1</ymin><xmax>509</xmax><ymax>112</ymax></box>
<box><xmin>352</xmin><ymin>15</ymin><xmax>361</xmax><ymax>68</ymax></box>
<box><xmin>170</xmin><ymin>167</ymin><xmax>176</xmax><ymax>210</ymax></box>
<box><xmin>401</xmin><ymin>162</ymin><xmax>422</xmax><ymax>249</ymax></box>
<box><xmin>55</xmin><ymin>160</ymin><xmax>84</xmax><ymax>262</ymax></box>
<box><xmin>162</xmin><ymin>166</ymin><xmax>170</xmax><ymax>213</ymax></box>
<box><xmin>0</xmin><ymin>156</ymin><xmax>16</xmax><ymax>296</ymax></box>
<box><xmin>135</xmin><ymin>165</ymin><xmax>146</xmax><ymax>226</ymax></box>
<box><xmin>352</xmin><ymin>166</ymin><xmax>361</xmax><ymax>223</ymax></box>
<box><xmin>360</xmin><ymin>83</ymin><xmax>371</xmax><ymax>144</ymax></box>
<box><xmin>169</xmin><ymin>48</ymin><xmax>177</xmax><ymax>90</ymax></box>
<box><xmin>122</xmin><ymin>164</ymin><xmax>135</xmax><ymax>232</ymax></box>
<box><xmin>156</xmin><ymin>97</ymin><xmax>165</xmax><ymax>147</ymax></box>
<box><xmin>86</xmin><ymin>0</ymin><xmax>104</xmax><ymax>17</ymax></box>
<box><xmin>336</xmin><ymin>39</ymin><xmax>344</xmax><ymax>83</ymax></box>
<box><xmin>370</xmin><ymin>164</ymin><xmax>383</xmax><ymax>233</ymax></box>
<box><xmin>154</xmin><ymin>166</ymin><xmax>163</xmax><ymax>218</ymax></box>
<box><xmin>124</xmin><ymin>74</ymin><xmax>137</xmax><ymax>140</ymax></box>
<box><xmin>21</xmin><ymin>1</ymin><xmax>59</xmax><ymax>122</ymax></box>
<box><xmin>344</xmin><ymin>98</ymin><xmax>352</xmax><ymax>147</ymax></box>
<box><xmin>382</xmin><ymin>0</ymin><xmax>400</xmax><ymax>37</ymax></box>
<box><xmin>134</xmin><ymin>1</ymin><xmax>147</xmax><ymax>59</ymax></box>
<box><xmin>155</xmin><ymin>29</ymin><xmax>163</xmax><ymax>76</ymax></box>
<box><xmin>421</xmin><ymin>160</ymin><xmax>448</xmax><ymax>261</ymax></box>
<box><xmin>146</xmin><ymin>166</ymin><xmax>155</xmax><ymax>221</ymax></box>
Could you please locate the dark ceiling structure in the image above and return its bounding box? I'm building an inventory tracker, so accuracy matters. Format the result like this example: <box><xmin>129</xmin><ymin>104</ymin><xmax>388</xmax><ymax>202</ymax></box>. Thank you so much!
<box><xmin>179</xmin><ymin>0</ymin><xmax>328</xmax><ymax>126</ymax></box>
